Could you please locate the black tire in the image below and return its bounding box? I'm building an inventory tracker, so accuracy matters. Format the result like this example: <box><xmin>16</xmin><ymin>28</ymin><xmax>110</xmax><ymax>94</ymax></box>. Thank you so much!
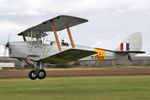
<box><xmin>37</xmin><ymin>69</ymin><xmax>46</xmax><ymax>79</ymax></box>
<box><xmin>28</xmin><ymin>70</ymin><xmax>37</xmax><ymax>80</ymax></box>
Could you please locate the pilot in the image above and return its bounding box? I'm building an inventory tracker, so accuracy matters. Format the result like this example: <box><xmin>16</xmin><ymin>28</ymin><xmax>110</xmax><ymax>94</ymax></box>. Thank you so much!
<box><xmin>61</xmin><ymin>38</ymin><xmax>68</xmax><ymax>46</ymax></box>
<box><xmin>37</xmin><ymin>38</ymin><xmax>42</xmax><ymax>44</ymax></box>
<box><xmin>50</xmin><ymin>41</ymin><xmax>53</xmax><ymax>45</ymax></box>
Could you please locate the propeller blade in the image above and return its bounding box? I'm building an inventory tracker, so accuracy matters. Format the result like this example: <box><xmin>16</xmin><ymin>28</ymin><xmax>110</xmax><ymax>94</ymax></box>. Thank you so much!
<box><xmin>7</xmin><ymin>33</ymin><xmax>10</xmax><ymax>43</ymax></box>
<box><xmin>3</xmin><ymin>33</ymin><xmax>11</xmax><ymax>56</ymax></box>
<box><xmin>3</xmin><ymin>46</ymin><xmax>7</xmax><ymax>56</ymax></box>
<box><xmin>5</xmin><ymin>42</ymin><xmax>9</xmax><ymax>48</ymax></box>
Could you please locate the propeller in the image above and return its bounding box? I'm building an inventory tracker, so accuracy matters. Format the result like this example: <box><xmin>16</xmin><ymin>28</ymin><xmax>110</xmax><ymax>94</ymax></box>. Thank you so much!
<box><xmin>4</xmin><ymin>33</ymin><xmax>10</xmax><ymax>56</ymax></box>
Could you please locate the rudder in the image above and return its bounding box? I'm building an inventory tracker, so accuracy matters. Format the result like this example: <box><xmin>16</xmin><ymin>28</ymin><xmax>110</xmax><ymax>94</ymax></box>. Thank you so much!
<box><xmin>116</xmin><ymin>32</ymin><xmax>142</xmax><ymax>51</ymax></box>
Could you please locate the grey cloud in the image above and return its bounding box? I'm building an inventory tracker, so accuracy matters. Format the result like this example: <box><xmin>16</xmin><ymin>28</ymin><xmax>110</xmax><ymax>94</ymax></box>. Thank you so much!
<box><xmin>0</xmin><ymin>0</ymin><xmax>150</xmax><ymax>56</ymax></box>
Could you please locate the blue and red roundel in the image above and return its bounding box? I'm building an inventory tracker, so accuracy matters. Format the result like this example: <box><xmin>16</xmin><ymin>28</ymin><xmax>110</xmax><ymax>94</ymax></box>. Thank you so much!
<box><xmin>120</xmin><ymin>43</ymin><xmax>129</xmax><ymax>51</ymax></box>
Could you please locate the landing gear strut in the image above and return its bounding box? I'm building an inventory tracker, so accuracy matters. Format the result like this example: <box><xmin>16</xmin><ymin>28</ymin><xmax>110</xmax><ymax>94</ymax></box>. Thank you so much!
<box><xmin>26</xmin><ymin>59</ymin><xmax>46</xmax><ymax>80</ymax></box>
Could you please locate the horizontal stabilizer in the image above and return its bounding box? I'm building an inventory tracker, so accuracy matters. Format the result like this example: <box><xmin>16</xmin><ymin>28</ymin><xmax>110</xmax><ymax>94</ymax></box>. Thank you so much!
<box><xmin>41</xmin><ymin>48</ymin><xmax>96</xmax><ymax>64</ymax></box>
<box><xmin>114</xmin><ymin>50</ymin><xmax>145</xmax><ymax>62</ymax></box>
<box><xmin>94</xmin><ymin>48</ymin><xmax>145</xmax><ymax>54</ymax></box>
<box><xmin>115</xmin><ymin>51</ymin><xmax>145</xmax><ymax>54</ymax></box>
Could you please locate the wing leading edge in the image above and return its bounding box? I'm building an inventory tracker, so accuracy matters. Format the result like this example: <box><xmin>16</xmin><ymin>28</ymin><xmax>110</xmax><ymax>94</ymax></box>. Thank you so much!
<box><xmin>41</xmin><ymin>48</ymin><xmax>96</xmax><ymax>64</ymax></box>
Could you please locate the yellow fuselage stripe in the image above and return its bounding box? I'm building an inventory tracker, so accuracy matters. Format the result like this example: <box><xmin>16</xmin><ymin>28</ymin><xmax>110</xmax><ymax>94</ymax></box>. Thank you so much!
<box><xmin>93</xmin><ymin>48</ymin><xmax>105</xmax><ymax>60</ymax></box>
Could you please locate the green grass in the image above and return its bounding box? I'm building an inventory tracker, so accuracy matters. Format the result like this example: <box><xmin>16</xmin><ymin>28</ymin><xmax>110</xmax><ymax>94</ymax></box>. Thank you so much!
<box><xmin>2</xmin><ymin>66</ymin><xmax>150</xmax><ymax>72</ymax></box>
<box><xmin>0</xmin><ymin>76</ymin><xmax>150</xmax><ymax>100</ymax></box>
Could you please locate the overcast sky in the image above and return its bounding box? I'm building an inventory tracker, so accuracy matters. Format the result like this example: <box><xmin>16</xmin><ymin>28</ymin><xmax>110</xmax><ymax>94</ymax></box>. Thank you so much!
<box><xmin>0</xmin><ymin>0</ymin><xmax>150</xmax><ymax>56</ymax></box>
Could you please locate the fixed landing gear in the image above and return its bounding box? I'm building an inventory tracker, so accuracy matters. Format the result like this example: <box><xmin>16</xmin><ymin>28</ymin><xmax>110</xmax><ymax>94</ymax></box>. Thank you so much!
<box><xmin>25</xmin><ymin>59</ymin><xmax>46</xmax><ymax>80</ymax></box>
<box><xmin>28</xmin><ymin>69</ymin><xmax>46</xmax><ymax>80</ymax></box>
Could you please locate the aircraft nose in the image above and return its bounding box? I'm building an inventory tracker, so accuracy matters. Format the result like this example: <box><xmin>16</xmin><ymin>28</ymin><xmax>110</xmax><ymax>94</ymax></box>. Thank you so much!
<box><xmin>5</xmin><ymin>42</ymin><xmax>9</xmax><ymax>48</ymax></box>
<box><xmin>4</xmin><ymin>42</ymin><xmax>11</xmax><ymax>56</ymax></box>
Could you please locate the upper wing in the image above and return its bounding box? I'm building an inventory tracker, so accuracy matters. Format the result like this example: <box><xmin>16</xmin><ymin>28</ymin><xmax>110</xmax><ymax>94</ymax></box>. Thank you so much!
<box><xmin>18</xmin><ymin>15</ymin><xmax>88</xmax><ymax>36</ymax></box>
<box><xmin>41</xmin><ymin>48</ymin><xmax>96</xmax><ymax>64</ymax></box>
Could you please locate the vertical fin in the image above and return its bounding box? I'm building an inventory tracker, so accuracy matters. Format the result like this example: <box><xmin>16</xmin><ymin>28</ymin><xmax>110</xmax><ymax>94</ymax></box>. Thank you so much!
<box><xmin>116</xmin><ymin>32</ymin><xmax>142</xmax><ymax>57</ymax></box>
<box><xmin>117</xmin><ymin>32</ymin><xmax>142</xmax><ymax>51</ymax></box>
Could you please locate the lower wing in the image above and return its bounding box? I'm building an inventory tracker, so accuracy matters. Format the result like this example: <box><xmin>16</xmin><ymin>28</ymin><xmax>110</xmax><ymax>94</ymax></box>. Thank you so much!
<box><xmin>41</xmin><ymin>48</ymin><xmax>96</xmax><ymax>64</ymax></box>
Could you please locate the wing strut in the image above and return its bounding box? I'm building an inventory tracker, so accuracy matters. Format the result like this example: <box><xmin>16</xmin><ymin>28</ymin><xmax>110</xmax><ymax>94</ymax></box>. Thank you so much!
<box><xmin>23</xmin><ymin>35</ymin><xmax>26</xmax><ymax>42</ymax></box>
<box><xmin>51</xmin><ymin>24</ymin><xmax>61</xmax><ymax>51</ymax></box>
<box><xmin>67</xmin><ymin>26</ymin><xmax>75</xmax><ymax>48</ymax></box>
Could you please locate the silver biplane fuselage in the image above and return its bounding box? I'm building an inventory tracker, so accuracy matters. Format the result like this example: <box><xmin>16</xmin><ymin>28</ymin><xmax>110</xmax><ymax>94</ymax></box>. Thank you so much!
<box><xmin>9</xmin><ymin>41</ymin><xmax>128</xmax><ymax>62</ymax></box>
<box><xmin>9</xmin><ymin>41</ymin><xmax>66</xmax><ymax>61</ymax></box>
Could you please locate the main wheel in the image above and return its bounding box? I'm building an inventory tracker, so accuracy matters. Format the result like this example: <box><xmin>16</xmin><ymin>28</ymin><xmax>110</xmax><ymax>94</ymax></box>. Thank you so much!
<box><xmin>37</xmin><ymin>69</ymin><xmax>46</xmax><ymax>79</ymax></box>
<box><xmin>28</xmin><ymin>70</ymin><xmax>37</xmax><ymax>80</ymax></box>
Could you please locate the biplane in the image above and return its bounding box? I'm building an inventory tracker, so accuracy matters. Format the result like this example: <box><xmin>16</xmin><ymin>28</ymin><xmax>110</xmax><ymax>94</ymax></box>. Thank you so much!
<box><xmin>5</xmin><ymin>15</ymin><xmax>145</xmax><ymax>80</ymax></box>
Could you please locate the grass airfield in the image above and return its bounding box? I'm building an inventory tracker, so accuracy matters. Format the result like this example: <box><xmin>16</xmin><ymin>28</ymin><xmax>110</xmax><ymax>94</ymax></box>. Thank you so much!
<box><xmin>0</xmin><ymin>76</ymin><xmax>150</xmax><ymax>100</ymax></box>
